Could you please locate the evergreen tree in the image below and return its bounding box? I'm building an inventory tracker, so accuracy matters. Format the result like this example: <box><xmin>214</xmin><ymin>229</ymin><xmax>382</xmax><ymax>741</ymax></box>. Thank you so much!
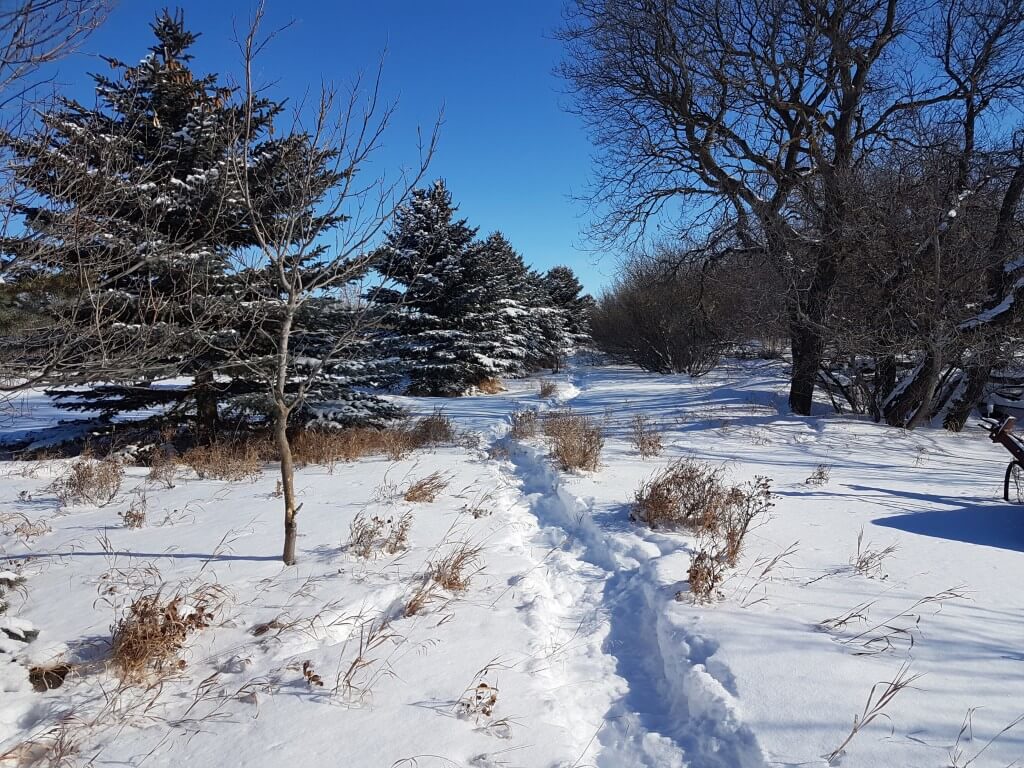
<box><xmin>0</xmin><ymin>11</ymin><xmax>400</xmax><ymax>438</ymax></box>
<box><xmin>520</xmin><ymin>266</ymin><xmax>592</xmax><ymax>372</ymax></box>
<box><xmin>0</xmin><ymin>11</ymin><xmax>267</xmax><ymax>440</ymax></box>
<box><xmin>458</xmin><ymin>231</ymin><xmax>536</xmax><ymax>377</ymax></box>
<box><xmin>376</xmin><ymin>180</ymin><xmax>491</xmax><ymax>396</ymax></box>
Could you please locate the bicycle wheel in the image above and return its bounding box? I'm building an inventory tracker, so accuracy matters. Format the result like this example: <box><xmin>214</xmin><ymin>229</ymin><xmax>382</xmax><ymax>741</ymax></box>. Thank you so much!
<box><xmin>1006</xmin><ymin>461</ymin><xmax>1024</xmax><ymax>503</ymax></box>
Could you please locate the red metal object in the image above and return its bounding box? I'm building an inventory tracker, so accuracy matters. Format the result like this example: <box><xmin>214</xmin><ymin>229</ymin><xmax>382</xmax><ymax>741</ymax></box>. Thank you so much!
<box><xmin>980</xmin><ymin>415</ymin><xmax>1024</xmax><ymax>501</ymax></box>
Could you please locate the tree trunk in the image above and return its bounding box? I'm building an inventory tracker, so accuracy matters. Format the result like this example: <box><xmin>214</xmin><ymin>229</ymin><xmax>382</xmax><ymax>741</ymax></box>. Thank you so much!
<box><xmin>884</xmin><ymin>348</ymin><xmax>941</xmax><ymax>428</ymax></box>
<box><xmin>789</xmin><ymin>320</ymin><xmax>822</xmax><ymax>416</ymax></box>
<box><xmin>274</xmin><ymin>404</ymin><xmax>299</xmax><ymax>565</ymax></box>
<box><xmin>194</xmin><ymin>370</ymin><xmax>219</xmax><ymax>444</ymax></box>
<box><xmin>943</xmin><ymin>362</ymin><xmax>990</xmax><ymax>432</ymax></box>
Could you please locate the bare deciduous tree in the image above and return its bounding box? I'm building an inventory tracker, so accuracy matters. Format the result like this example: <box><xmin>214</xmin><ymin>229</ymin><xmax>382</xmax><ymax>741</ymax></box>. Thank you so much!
<box><xmin>561</xmin><ymin>0</ymin><xmax>1024</xmax><ymax>417</ymax></box>
<box><xmin>227</xmin><ymin>7</ymin><xmax>438</xmax><ymax>565</ymax></box>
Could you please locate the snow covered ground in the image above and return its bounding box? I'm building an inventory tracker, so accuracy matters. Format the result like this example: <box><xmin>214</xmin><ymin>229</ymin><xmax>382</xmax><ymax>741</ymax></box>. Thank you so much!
<box><xmin>1</xmin><ymin>359</ymin><xmax>1022</xmax><ymax>767</ymax></box>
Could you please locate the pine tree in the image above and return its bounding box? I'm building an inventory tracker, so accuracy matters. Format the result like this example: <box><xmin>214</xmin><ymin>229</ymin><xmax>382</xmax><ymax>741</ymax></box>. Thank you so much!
<box><xmin>458</xmin><ymin>231</ymin><xmax>537</xmax><ymax>377</ymax></box>
<box><xmin>0</xmin><ymin>11</ymin><xmax>270</xmax><ymax>440</ymax></box>
<box><xmin>0</xmin><ymin>11</ymin><xmax>401</xmax><ymax>439</ymax></box>
<box><xmin>519</xmin><ymin>266</ymin><xmax>593</xmax><ymax>372</ymax></box>
<box><xmin>376</xmin><ymin>180</ymin><xmax>491</xmax><ymax>396</ymax></box>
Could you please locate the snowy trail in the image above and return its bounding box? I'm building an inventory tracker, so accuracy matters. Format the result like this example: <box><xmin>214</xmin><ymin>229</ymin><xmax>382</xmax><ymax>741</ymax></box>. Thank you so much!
<box><xmin>483</xmin><ymin>372</ymin><xmax>765</xmax><ymax>768</ymax></box>
<box><xmin>6</xmin><ymin>361</ymin><xmax>1023</xmax><ymax>768</ymax></box>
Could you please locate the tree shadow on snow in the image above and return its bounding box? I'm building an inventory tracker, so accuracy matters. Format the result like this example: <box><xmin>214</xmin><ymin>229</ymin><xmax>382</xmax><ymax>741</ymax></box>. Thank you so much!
<box><xmin>862</xmin><ymin>483</ymin><xmax>1024</xmax><ymax>552</ymax></box>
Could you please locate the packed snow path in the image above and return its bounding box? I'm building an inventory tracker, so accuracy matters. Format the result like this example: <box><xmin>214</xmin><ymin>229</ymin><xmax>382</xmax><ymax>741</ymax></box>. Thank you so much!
<box><xmin>1</xmin><ymin>359</ymin><xmax>1022</xmax><ymax>767</ymax></box>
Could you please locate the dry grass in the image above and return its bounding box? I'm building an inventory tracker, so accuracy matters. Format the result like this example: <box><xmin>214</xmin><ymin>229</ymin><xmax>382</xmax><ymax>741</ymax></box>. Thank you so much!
<box><xmin>543</xmin><ymin>410</ymin><xmax>603</xmax><ymax>471</ymax></box>
<box><xmin>180</xmin><ymin>440</ymin><xmax>263</xmax><ymax>482</ymax></box>
<box><xmin>805</xmin><ymin>463</ymin><xmax>832</xmax><ymax>486</ymax></box>
<box><xmin>826</xmin><ymin>663</ymin><xmax>922</xmax><ymax>764</ymax></box>
<box><xmin>50</xmin><ymin>454</ymin><xmax>124</xmax><ymax>507</ymax></box>
<box><xmin>291</xmin><ymin>410</ymin><xmax>455</xmax><ymax>467</ymax></box>
<box><xmin>403</xmin><ymin>471</ymin><xmax>449</xmax><ymax>503</ymax></box>
<box><xmin>630</xmin><ymin>413</ymin><xmax>664</xmax><ymax>458</ymax></box>
<box><xmin>430</xmin><ymin>541</ymin><xmax>483</xmax><ymax>592</ymax></box>
<box><xmin>850</xmin><ymin>528</ymin><xmax>898</xmax><ymax>578</ymax></box>
<box><xmin>403</xmin><ymin>540</ymin><xmax>483</xmax><ymax>616</ymax></box>
<box><xmin>538</xmin><ymin>379</ymin><xmax>558</xmax><ymax>399</ymax></box>
<box><xmin>0</xmin><ymin>512</ymin><xmax>51</xmax><ymax>541</ymax></box>
<box><xmin>509</xmin><ymin>407</ymin><xmax>539</xmax><ymax>440</ymax></box>
<box><xmin>410</xmin><ymin>408</ymin><xmax>456</xmax><ymax>445</ymax></box>
<box><xmin>347</xmin><ymin>511</ymin><xmax>413</xmax><ymax>558</ymax></box>
<box><xmin>119</xmin><ymin>492</ymin><xmax>147</xmax><ymax>529</ymax></box>
<box><xmin>477</xmin><ymin>377</ymin><xmax>505</xmax><ymax>395</ymax></box>
<box><xmin>109</xmin><ymin>586</ymin><xmax>220</xmax><ymax>681</ymax></box>
<box><xmin>145</xmin><ymin>447</ymin><xmax>178</xmax><ymax>489</ymax></box>
<box><xmin>336</xmin><ymin>618</ymin><xmax>398</xmax><ymax>703</ymax></box>
<box><xmin>402</xmin><ymin>578</ymin><xmax>442</xmax><ymax>617</ymax></box>
<box><xmin>631</xmin><ymin>458</ymin><xmax>727</xmax><ymax>530</ymax></box>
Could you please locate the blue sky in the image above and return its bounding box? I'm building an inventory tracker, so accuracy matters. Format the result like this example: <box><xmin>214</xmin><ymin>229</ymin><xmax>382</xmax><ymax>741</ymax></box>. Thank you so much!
<box><xmin>47</xmin><ymin>1</ymin><xmax>617</xmax><ymax>295</ymax></box>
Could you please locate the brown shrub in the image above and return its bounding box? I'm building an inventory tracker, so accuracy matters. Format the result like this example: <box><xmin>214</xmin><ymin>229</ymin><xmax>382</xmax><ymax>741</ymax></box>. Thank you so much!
<box><xmin>632</xmin><ymin>460</ymin><xmax>773</xmax><ymax>555</ymax></box>
<box><xmin>110</xmin><ymin>587</ymin><xmax>218</xmax><ymax>681</ymax></box>
<box><xmin>805</xmin><ymin>463</ymin><xmax>831</xmax><ymax>486</ymax></box>
<box><xmin>719</xmin><ymin>476</ymin><xmax>773</xmax><ymax>566</ymax></box>
<box><xmin>631</xmin><ymin>459</ymin><xmax>728</xmax><ymax>530</ymax></box>
<box><xmin>146</xmin><ymin>447</ymin><xmax>178</xmax><ymax>489</ymax></box>
<box><xmin>687</xmin><ymin>546</ymin><xmax>726</xmax><ymax>603</ymax></box>
<box><xmin>543</xmin><ymin>410</ymin><xmax>603</xmax><ymax>471</ymax></box>
<box><xmin>403</xmin><ymin>471</ymin><xmax>450</xmax><ymax>502</ymax></box>
<box><xmin>538</xmin><ymin>379</ymin><xmax>558</xmax><ymax>399</ymax></box>
<box><xmin>180</xmin><ymin>440</ymin><xmax>263</xmax><ymax>482</ymax></box>
<box><xmin>509</xmin><ymin>408</ymin><xmax>539</xmax><ymax>440</ymax></box>
<box><xmin>630</xmin><ymin>413</ymin><xmax>664</xmax><ymax>458</ymax></box>
<box><xmin>477</xmin><ymin>378</ymin><xmax>505</xmax><ymax>395</ymax></box>
<box><xmin>411</xmin><ymin>408</ymin><xmax>456</xmax><ymax>445</ymax></box>
<box><xmin>50</xmin><ymin>454</ymin><xmax>124</xmax><ymax>506</ymax></box>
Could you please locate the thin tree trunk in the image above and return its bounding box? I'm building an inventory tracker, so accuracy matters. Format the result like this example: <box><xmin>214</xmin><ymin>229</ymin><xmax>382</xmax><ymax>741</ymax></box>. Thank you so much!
<box><xmin>274</xmin><ymin>403</ymin><xmax>299</xmax><ymax>565</ymax></box>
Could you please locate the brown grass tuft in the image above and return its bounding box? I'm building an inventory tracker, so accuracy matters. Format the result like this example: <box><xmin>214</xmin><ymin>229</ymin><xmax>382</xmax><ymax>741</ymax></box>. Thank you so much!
<box><xmin>403</xmin><ymin>471</ymin><xmax>450</xmax><ymax>503</ymax></box>
<box><xmin>180</xmin><ymin>440</ymin><xmax>263</xmax><ymax>482</ymax></box>
<box><xmin>430</xmin><ymin>541</ymin><xmax>483</xmax><ymax>592</ymax></box>
<box><xmin>119</xmin><ymin>492</ymin><xmax>147</xmax><ymax>529</ymax></box>
<box><xmin>50</xmin><ymin>454</ymin><xmax>124</xmax><ymax>507</ymax></box>
<box><xmin>509</xmin><ymin>407</ymin><xmax>539</xmax><ymax>440</ymax></box>
<box><xmin>630</xmin><ymin>413</ymin><xmax>664</xmax><ymax>458</ymax></box>
<box><xmin>109</xmin><ymin>586</ymin><xmax>218</xmax><ymax>681</ymax></box>
<box><xmin>347</xmin><ymin>511</ymin><xmax>412</xmax><ymax>558</ymax></box>
<box><xmin>477</xmin><ymin>378</ymin><xmax>505</xmax><ymax>395</ymax></box>
<box><xmin>543</xmin><ymin>410</ymin><xmax>603</xmax><ymax>471</ymax></box>
<box><xmin>411</xmin><ymin>408</ymin><xmax>456</xmax><ymax>445</ymax></box>
<box><xmin>538</xmin><ymin>379</ymin><xmax>558</xmax><ymax>399</ymax></box>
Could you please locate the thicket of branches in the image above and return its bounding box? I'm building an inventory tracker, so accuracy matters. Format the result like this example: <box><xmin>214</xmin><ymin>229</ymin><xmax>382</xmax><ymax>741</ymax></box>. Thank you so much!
<box><xmin>565</xmin><ymin>0</ymin><xmax>1024</xmax><ymax>428</ymax></box>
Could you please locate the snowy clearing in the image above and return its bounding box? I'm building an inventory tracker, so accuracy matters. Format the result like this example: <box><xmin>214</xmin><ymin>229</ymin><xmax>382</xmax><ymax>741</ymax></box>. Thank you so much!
<box><xmin>1</xmin><ymin>359</ymin><xmax>1022</xmax><ymax>767</ymax></box>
